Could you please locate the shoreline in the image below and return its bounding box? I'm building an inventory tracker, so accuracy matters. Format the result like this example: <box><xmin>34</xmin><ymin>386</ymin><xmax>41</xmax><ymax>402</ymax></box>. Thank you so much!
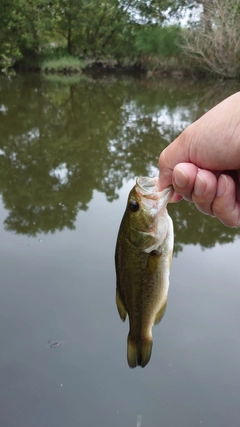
<box><xmin>9</xmin><ymin>59</ymin><xmax>208</xmax><ymax>81</ymax></box>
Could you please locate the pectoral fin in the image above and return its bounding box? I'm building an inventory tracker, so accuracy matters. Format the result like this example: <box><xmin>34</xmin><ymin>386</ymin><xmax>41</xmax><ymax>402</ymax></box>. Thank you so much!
<box><xmin>146</xmin><ymin>250</ymin><xmax>162</xmax><ymax>275</ymax></box>
<box><xmin>116</xmin><ymin>288</ymin><xmax>127</xmax><ymax>322</ymax></box>
<box><xmin>154</xmin><ymin>300</ymin><xmax>167</xmax><ymax>325</ymax></box>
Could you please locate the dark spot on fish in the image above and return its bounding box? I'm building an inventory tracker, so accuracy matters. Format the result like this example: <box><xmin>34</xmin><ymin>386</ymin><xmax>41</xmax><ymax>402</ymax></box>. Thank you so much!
<box><xmin>129</xmin><ymin>199</ymin><xmax>139</xmax><ymax>212</ymax></box>
<box><xmin>150</xmin><ymin>250</ymin><xmax>162</xmax><ymax>257</ymax></box>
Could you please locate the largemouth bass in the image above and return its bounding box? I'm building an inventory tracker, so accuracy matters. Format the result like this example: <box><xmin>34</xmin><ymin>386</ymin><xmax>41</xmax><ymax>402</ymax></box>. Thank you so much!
<box><xmin>115</xmin><ymin>176</ymin><xmax>174</xmax><ymax>368</ymax></box>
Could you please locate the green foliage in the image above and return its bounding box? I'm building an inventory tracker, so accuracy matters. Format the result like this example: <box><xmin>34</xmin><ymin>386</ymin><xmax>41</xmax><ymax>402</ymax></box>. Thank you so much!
<box><xmin>0</xmin><ymin>0</ymin><xmax>186</xmax><ymax>69</ymax></box>
<box><xmin>0</xmin><ymin>0</ymin><xmax>238</xmax><ymax>76</ymax></box>
<box><xmin>134</xmin><ymin>25</ymin><xmax>183</xmax><ymax>57</ymax></box>
<box><xmin>0</xmin><ymin>0</ymin><xmax>52</xmax><ymax>68</ymax></box>
<box><xmin>41</xmin><ymin>56</ymin><xmax>86</xmax><ymax>73</ymax></box>
<box><xmin>51</xmin><ymin>0</ymin><xmax>131</xmax><ymax>56</ymax></box>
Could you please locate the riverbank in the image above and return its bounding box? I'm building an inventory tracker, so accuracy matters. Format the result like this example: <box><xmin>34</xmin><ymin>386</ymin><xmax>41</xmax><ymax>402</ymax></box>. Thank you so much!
<box><xmin>10</xmin><ymin>54</ymin><xmax>207</xmax><ymax>80</ymax></box>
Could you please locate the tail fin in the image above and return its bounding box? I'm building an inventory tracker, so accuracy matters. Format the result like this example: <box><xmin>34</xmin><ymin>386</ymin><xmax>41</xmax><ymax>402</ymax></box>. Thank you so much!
<box><xmin>127</xmin><ymin>334</ymin><xmax>152</xmax><ymax>368</ymax></box>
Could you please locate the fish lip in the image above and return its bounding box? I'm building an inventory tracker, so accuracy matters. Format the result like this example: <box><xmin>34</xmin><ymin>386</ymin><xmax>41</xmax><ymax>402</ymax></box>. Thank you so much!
<box><xmin>136</xmin><ymin>176</ymin><xmax>173</xmax><ymax>209</ymax></box>
<box><xmin>136</xmin><ymin>176</ymin><xmax>158</xmax><ymax>195</ymax></box>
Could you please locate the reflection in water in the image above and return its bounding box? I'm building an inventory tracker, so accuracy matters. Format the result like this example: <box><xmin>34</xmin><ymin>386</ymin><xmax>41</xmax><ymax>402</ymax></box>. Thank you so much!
<box><xmin>0</xmin><ymin>74</ymin><xmax>240</xmax><ymax>250</ymax></box>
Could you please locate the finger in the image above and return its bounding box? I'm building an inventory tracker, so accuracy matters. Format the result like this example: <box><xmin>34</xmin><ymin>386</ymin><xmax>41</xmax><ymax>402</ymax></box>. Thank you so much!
<box><xmin>212</xmin><ymin>174</ymin><xmax>240</xmax><ymax>227</ymax></box>
<box><xmin>192</xmin><ymin>170</ymin><xmax>217</xmax><ymax>216</ymax></box>
<box><xmin>164</xmin><ymin>191</ymin><xmax>182</xmax><ymax>204</ymax></box>
<box><xmin>158</xmin><ymin>140</ymin><xmax>191</xmax><ymax>191</ymax></box>
<box><xmin>237</xmin><ymin>170</ymin><xmax>240</xmax><ymax>202</ymax></box>
<box><xmin>172</xmin><ymin>163</ymin><xmax>199</xmax><ymax>202</ymax></box>
<box><xmin>169</xmin><ymin>192</ymin><xmax>183</xmax><ymax>203</ymax></box>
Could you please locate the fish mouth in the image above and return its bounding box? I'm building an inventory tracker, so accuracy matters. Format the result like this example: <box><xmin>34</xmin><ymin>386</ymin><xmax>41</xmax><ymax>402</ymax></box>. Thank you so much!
<box><xmin>136</xmin><ymin>176</ymin><xmax>173</xmax><ymax>215</ymax></box>
<box><xmin>136</xmin><ymin>176</ymin><xmax>173</xmax><ymax>211</ymax></box>
<box><xmin>136</xmin><ymin>176</ymin><xmax>158</xmax><ymax>194</ymax></box>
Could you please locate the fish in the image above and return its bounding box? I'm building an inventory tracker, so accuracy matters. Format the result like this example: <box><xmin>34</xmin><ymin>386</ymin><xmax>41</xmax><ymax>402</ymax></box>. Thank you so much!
<box><xmin>115</xmin><ymin>176</ymin><xmax>174</xmax><ymax>368</ymax></box>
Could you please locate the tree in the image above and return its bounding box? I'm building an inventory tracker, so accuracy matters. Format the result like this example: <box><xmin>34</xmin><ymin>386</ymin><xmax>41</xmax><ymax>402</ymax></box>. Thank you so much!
<box><xmin>0</xmin><ymin>0</ymin><xmax>217</xmax><ymax>68</ymax></box>
<box><xmin>0</xmin><ymin>0</ymin><xmax>52</xmax><ymax>67</ymax></box>
<box><xmin>180</xmin><ymin>0</ymin><xmax>240</xmax><ymax>78</ymax></box>
<box><xmin>51</xmin><ymin>0</ymin><xmax>135</xmax><ymax>56</ymax></box>
<box><xmin>122</xmin><ymin>0</ymin><xmax>199</xmax><ymax>23</ymax></box>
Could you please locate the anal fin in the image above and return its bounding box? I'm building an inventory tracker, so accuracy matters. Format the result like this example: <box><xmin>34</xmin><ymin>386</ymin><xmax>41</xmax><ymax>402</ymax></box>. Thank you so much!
<box><xmin>154</xmin><ymin>300</ymin><xmax>167</xmax><ymax>325</ymax></box>
<box><xmin>116</xmin><ymin>288</ymin><xmax>127</xmax><ymax>321</ymax></box>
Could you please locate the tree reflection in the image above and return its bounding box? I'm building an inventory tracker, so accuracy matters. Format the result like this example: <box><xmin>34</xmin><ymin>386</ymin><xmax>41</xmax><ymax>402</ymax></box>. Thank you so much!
<box><xmin>168</xmin><ymin>202</ymin><xmax>239</xmax><ymax>254</ymax></box>
<box><xmin>0</xmin><ymin>74</ymin><xmax>239</xmax><ymax>250</ymax></box>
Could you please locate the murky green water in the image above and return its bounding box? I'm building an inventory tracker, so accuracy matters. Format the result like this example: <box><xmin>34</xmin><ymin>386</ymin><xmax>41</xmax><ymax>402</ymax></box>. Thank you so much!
<box><xmin>0</xmin><ymin>72</ymin><xmax>240</xmax><ymax>427</ymax></box>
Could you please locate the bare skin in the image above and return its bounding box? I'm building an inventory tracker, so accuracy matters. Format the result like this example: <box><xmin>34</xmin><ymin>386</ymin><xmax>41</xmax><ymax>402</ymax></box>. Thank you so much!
<box><xmin>158</xmin><ymin>92</ymin><xmax>240</xmax><ymax>227</ymax></box>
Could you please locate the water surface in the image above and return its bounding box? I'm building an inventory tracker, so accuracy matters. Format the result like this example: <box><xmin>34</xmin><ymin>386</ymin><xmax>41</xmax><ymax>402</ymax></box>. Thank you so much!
<box><xmin>0</xmin><ymin>73</ymin><xmax>240</xmax><ymax>427</ymax></box>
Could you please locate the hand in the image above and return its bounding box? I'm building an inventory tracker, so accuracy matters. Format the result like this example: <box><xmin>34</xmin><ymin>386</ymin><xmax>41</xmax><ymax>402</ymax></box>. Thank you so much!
<box><xmin>158</xmin><ymin>92</ymin><xmax>240</xmax><ymax>227</ymax></box>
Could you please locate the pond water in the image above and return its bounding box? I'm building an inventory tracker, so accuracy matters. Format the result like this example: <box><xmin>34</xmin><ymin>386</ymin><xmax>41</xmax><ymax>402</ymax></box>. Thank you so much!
<box><xmin>0</xmin><ymin>72</ymin><xmax>240</xmax><ymax>427</ymax></box>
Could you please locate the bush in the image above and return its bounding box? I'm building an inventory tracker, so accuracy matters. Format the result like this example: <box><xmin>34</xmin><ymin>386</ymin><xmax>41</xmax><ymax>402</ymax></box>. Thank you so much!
<box><xmin>180</xmin><ymin>0</ymin><xmax>240</xmax><ymax>78</ymax></box>
<box><xmin>41</xmin><ymin>56</ymin><xmax>86</xmax><ymax>74</ymax></box>
<box><xmin>134</xmin><ymin>25</ymin><xmax>183</xmax><ymax>58</ymax></box>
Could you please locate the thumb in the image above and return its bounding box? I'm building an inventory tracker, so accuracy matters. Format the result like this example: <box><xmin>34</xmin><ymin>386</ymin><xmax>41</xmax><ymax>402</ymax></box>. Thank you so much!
<box><xmin>158</xmin><ymin>133</ymin><xmax>191</xmax><ymax>191</ymax></box>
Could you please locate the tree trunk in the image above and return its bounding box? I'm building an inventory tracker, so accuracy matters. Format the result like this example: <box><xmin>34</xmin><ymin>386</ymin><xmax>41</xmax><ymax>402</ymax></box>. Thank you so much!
<box><xmin>67</xmin><ymin>17</ymin><xmax>72</xmax><ymax>54</ymax></box>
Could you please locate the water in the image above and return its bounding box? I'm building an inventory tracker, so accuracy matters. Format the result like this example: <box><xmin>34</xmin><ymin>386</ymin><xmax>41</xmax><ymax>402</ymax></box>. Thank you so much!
<box><xmin>0</xmin><ymin>72</ymin><xmax>240</xmax><ymax>427</ymax></box>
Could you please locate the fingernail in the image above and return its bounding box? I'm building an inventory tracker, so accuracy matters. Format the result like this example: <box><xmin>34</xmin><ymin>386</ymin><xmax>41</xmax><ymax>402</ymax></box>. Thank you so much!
<box><xmin>194</xmin><ymin>172</ymin><xmax>205</xmax><ymax>197</ymax></box>
<box><xmin>217</xmin><ymin>174</ymin><xmax>228</xmax><ymax>197</ymax></box>
<box><xmin>174</xmin><ymin>167</ymin><xmax>189</xmax><ymax>189</ymax></box>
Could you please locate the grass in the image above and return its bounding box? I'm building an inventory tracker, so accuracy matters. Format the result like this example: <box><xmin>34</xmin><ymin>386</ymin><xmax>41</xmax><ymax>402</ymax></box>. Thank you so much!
<box><xmin>41</xmin><ymin>56</ymin><xmax>86</xmax><ymax>74</ymax></box>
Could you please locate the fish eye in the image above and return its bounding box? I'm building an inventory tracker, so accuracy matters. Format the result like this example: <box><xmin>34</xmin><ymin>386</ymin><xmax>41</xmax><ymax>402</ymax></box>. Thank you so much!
<box><xmin>129</xmin><ymin>199</ymin><xmax>139</xmax><ymax>212</ymax></box>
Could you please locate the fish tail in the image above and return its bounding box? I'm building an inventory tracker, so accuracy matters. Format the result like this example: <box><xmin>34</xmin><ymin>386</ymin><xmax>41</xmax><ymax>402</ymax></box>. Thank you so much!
<box><xmin>127</xmin><ymin>334</ymin><xmax>152</xmax><ymax>368</ymax></box>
